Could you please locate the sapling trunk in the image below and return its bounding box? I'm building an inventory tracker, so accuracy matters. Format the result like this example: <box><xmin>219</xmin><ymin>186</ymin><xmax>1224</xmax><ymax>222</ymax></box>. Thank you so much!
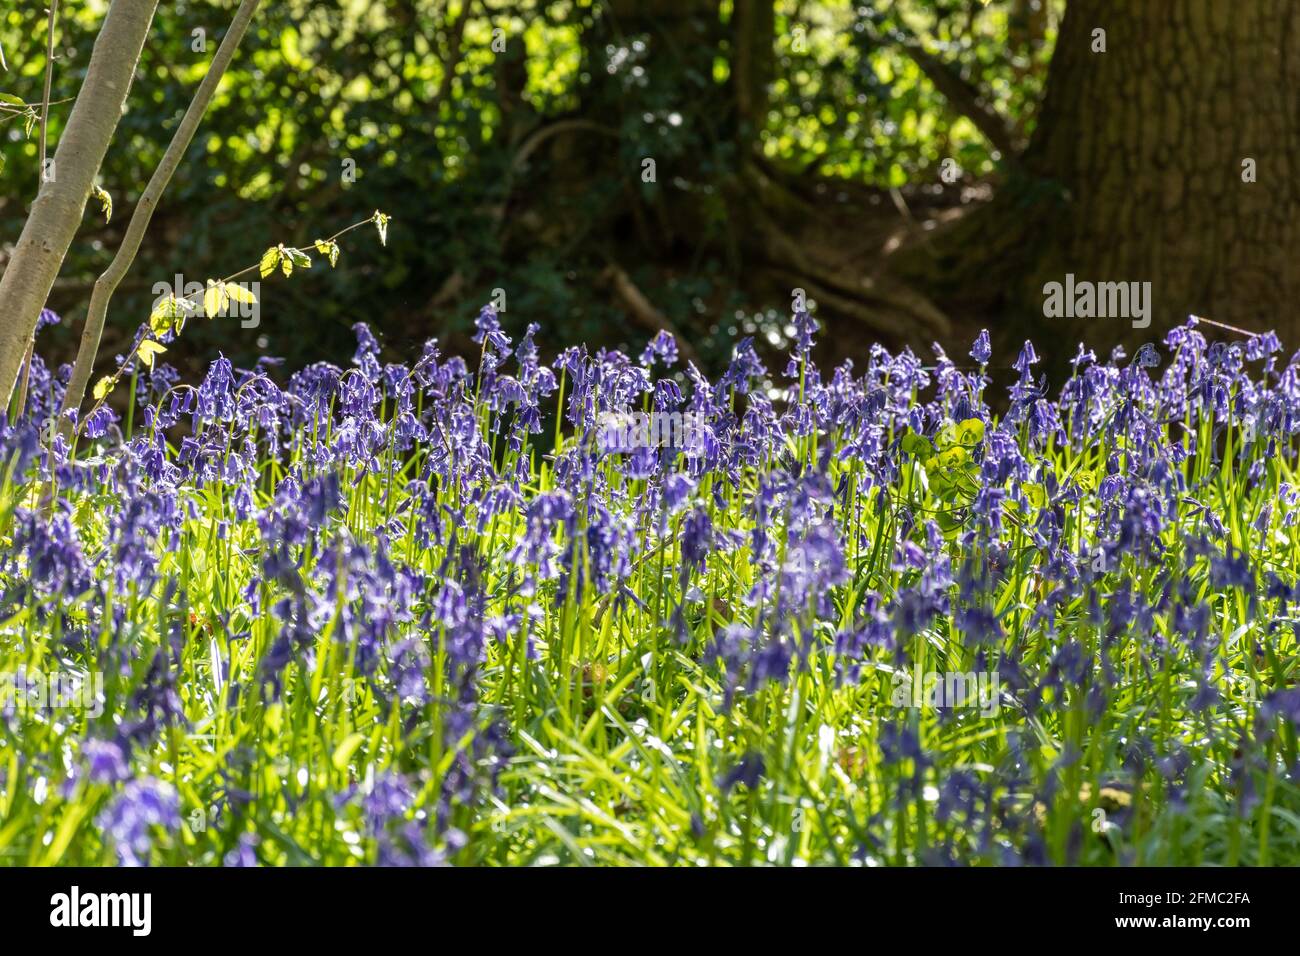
<box><xmin>11</xmin><ymin>0</ymin><xmax>61</xmax><ymax>422</ymax></box>
<box><xmin>58</xmin><ymin>0</ymin><xmax>263</xmax><ymax>437</ymax></box>
<box><xmin>0</xmin><ymin>0</ymin><xmax>160</xmax><ymax>406</ymax></box>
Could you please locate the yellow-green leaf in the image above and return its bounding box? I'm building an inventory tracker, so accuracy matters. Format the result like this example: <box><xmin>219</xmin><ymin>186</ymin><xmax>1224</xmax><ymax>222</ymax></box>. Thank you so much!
<box><xmin>956</xmin><ymin>418</ymin><xmax>985</xmax><ymax>445</ymax></box>
<box><xmin>259</xmin><ymin>246</ymin><xmax>279</xmax><ymax>279</ymax></box>
<box><xmin>224</xmin><ymin>281</ymin><xmax>257</xmax><ymax>305</ymax></box>
<box><xmin>149</xmin><ymin>298</ymin><xmax>172</xmax><ymax>336</ymax></box>
<box><xmin>92</xmin><ymin>376</ymin><xmax>115</xmax><ymax>401</ymax></box>
<box><xmin>203</xmin><ymin>281</ymin><xmax>229</xmax><ymax>319</ymax></box>
<box><xmin>1023</xmin><ymin>483</ymin><xmax>1046</xmax><ymax>509</ymax></box>
<box><xmin>137</xmin><ymin>340</ymin><xmax>167</xmax><ymax>370</ymax></box>
<box><xmin>936</xmin><ymin>446</ymin><xmax>969</xmax><ymax>470</ymax></box>
<box><xmin>315</xmin><ymin>239</ymin><xmax>339</xmax><ymax>267</ymax></box>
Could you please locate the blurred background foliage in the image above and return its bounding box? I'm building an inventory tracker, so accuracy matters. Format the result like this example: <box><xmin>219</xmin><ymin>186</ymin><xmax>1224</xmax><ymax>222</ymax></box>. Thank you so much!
<box><xmin>0</xmin><ymin>0</ymin><xmax>1062</xmax><ymax>378</ymax></box>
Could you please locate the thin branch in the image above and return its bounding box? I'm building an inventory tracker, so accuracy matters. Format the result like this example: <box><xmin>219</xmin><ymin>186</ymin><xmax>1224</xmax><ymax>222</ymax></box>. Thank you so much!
<box><xmin>71</xmin><ymin>213</ymin><xmax>383</xmax><ymax>438</ymax></box>
<box><xmin>38</xmin><ymin>1</ymin><xmax>58</xmax><ymax>180</ymax></box>
<box><xmin>0</xmin><ymin>97</ymin><xmax>74</xmax><ymax>117</ymax></box>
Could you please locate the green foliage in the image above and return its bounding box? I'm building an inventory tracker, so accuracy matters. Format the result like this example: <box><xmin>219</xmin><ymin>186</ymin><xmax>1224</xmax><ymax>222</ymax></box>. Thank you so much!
<box><xmin>0</xmin><ymin>1</ymin><xmax>1060</xmax><ymax>374</ymax></box>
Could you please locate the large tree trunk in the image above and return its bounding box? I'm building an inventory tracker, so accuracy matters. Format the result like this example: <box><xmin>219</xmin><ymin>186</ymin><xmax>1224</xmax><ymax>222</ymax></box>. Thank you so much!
<box><xmin>903</xmin><ymin>0</ymin><xmax>1300</xmax><ymax>359</ymax></box>
<box><xmin>1028</xmin><ymin>0</ymin><xmax>1300</xmax><ymax>336</ymax></box>
<box><xmin>0</xmin><ymin>0</ymin><xmax>159</xmax><ymax>406</ymax></box>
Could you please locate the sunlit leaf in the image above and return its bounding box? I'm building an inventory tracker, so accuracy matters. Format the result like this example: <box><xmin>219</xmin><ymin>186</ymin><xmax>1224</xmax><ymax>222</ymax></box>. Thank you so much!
<box><xmin>136</xmin><ymin>340</ymin><xmax>167</xmax><ymax>370</ymax></box>
<box><xmin>314</xmin><ymin>238</ymin><xmax>339</xmax><ymax>267</ymax></box>
<box><xmin>203</xmin><ymin>281</ymin><xmax>229</xmax><ymax>319</ymax></box>
<box><xmin>92</xmin><ymin>376</ymin><xmax>114</xmax><ymax>401</ymax></box>
<box><xmin>224</xmin><ymin>281</ymin><xmax>257</xmax><ymax>305</ymax></box>
<box><xmin>259</xmin><ymin>246</ymin><xmax>279</xmax><ymax>279</ymax></box>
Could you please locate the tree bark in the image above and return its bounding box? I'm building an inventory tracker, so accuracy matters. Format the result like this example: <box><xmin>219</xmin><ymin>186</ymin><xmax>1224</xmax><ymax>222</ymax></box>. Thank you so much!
<box><xmin>0</xmin><ymin>0</ymin><xmax>159</xmax><ymax>406</ymax></box>
<box><xmin>899</xmin><ymin>0</ymin><xmax>1300</xmax><ymax>359</ymax></box>
<box><xmin>60</xmin><ymin>0</ymin><xmax>262</xmax><ymax>431</ymax></box>
<box><xmin>12</xmin><ymin>0</ymin><xmax>61</xmax><ymax>419</ymax></box>
<box><xmin>1024</xmin><ymin>0</ymin><xmax>1300</xmax><ymax>339</ymax></box>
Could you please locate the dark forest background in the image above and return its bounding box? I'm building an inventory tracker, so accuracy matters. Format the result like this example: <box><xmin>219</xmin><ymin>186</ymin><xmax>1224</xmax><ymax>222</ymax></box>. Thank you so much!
<box><xmin>2</xmin><ymin>0</ymin><xmax>1292</xmax><ymax>390</ymax></box>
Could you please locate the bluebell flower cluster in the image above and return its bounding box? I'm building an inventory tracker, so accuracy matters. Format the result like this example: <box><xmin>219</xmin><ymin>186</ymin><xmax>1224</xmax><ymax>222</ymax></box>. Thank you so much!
<box><xmin>1</xmin><ymin>310</ymin><xmax>1299</xmax><ymax>865</ymax></box>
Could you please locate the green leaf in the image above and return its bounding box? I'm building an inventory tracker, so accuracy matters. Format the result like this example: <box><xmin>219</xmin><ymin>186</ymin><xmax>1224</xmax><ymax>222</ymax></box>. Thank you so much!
<box><xmin>0</xmin><ymin>93</ymin><xmax>24</xmax><ymax>108</ymax></box>
<box><xmin>224</xmin><ymin>281</ymin><xmax>257</xmax><ymax>305</ymax></box>
<box><xmin>900</xmin><ymin>432</ymin><xmax>934</xmax><ymax>460</ymax></box>
<box><xmin>259</xmin><ymin>246</ymin><xmax>280</xmax><ymax>279</ymax></box>
<box><xmin>372</xmin><ymin>210</ymin><xmax>389</xmax><ymax>246</ymax></box>
<box><xmin>136</xmin><ymin>339</ymin><xmax>167</xmax><ymax>370</ymax></box>
<box><xmin>149</xmin><ymin>296</ymin><xmax>176</xmax><ymax>336</ymax></box>
<box><xmin>1023</xmin><ymin>483</ymin><xmax>1046</xmax><ymax>509</ymax></box>
<box><xmin>936</xmin><ymin>445</ymin><xmax>969</xmax><ymax>471</ymax></box>
<box><xmin>203</xmin><ymin>281</ymin><xmax>230</xmax><ymax>319</ymax></box>
<box><xmin>92</xmin><ymin>376</ymin><xmax>115</xmax><ymax>401</ymax></box>
<box><xmin>287</xmin><ymin>248</ymin><xmax>312</xmax><ymax>269</ymax></box>
<box><xmin>314</xmin><ymin>238</ymin><xmax>339</xmax><ymax>267</ymax></box>
<box><xmin>956</xmin><ymin>418</ymin><xmax>985</xmax><ymax>445</ymax></box>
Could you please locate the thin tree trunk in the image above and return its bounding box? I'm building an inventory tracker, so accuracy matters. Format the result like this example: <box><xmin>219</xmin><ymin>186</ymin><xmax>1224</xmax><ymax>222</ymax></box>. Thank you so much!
<box><xmin>60</xmin><ymin>0</ymin><xmax>262</xmax><ymax>431</ymax></box>
<box><xmin>12</xmin><ymin>0</ymin><xmax>60</xmax><ymax>420</ymax></box>
<box><xmin>0</xmin><ymin>0</ymin><xmax>160</xmax><ymax>406</ymax></box>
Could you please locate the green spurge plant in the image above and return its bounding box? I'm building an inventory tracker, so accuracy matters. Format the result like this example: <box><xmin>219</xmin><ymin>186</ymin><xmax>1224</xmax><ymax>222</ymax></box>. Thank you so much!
<box><xmin>1</xmin><ymin>308</ymin><xmax>1299</xmax><ymax>866</ymax></box>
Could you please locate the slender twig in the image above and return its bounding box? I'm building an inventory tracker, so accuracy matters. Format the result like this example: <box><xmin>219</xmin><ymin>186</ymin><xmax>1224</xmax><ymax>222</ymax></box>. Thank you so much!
<box><xmin>38</xmin><ymin>2</ymin><xmax>58</xmax><ymax>179</ymax></box>
<box><xmin>0</xmin><ymin>97</ymin><xmax>72</xmax><ymax>114</ymax></box>
<box><xmin>1188</xmin><ymin>315</ymin><xmax>1264</xmax><ymax>340</ymax></box>
<box><xmin>71</xmin><ymin>213</ymin><xmax>384</xmax><ymax>439</ymax></box>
